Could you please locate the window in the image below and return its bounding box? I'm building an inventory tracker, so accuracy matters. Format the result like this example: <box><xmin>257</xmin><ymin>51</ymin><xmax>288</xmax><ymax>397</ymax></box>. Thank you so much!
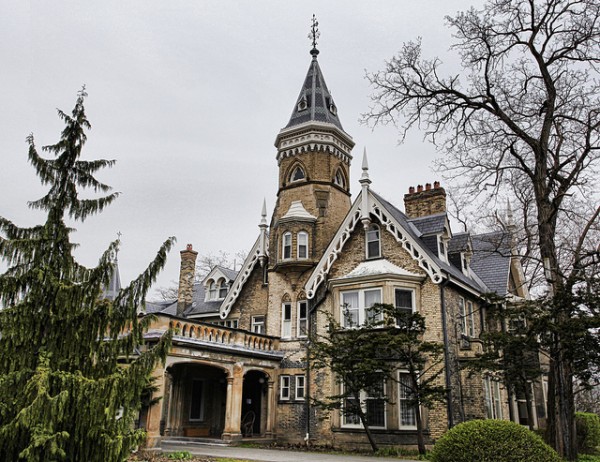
<box><xmin>282</xmin><ymin>232</ymin><xmax>292</xmax><ymax>260</ymax></box>
<box><xmin>208</xmin><ymin>281</ymin><xmax>217</xmax><ymax>300</ymax></box>
<box><xmin>483</xmin><ymin>376</ymin><xmax>503</xmax><ymax>419</ymax></box>
<box><xmin>218</xmin><ymin>279</ymin><xmax>228</xmax><ymax>298</ymax></box>
<box><xmin>334</xmin><ymin>169</ymin><xmax>346</xmax><ymax>188</ymax></box>
<box><xmin>290</xmin><ymin>166</ymin><xmax>305</xmax><ymax>182</ymax></box>
<box><xmin>251</xmin><ymin>315</ymin><xmax>265</xmax><ymax>334</ymax></box>
<box><xmin>297</xmin><ymin>301</ymin><xmax>308</xmax><ymax>337</ymax></box>
<box><xmin>297</xmin><ymin>231</ymin><xmax>308</xmax><ymax>259</ymax></box>
<box><xmin>189</xmin><ymin>379</ymin><xmax>204</xmax><ymax>421</ymax></box>
<box><xmin>398</xmin><ymin>372</ymin><xmax>417</xmax><ymax>429</ymax></box>
<box><xmin>342</xmin><ymin>380</ymin><xmax>386</xmax><ymax>428</ymax></box>
<box><xmin>395</xmin><ymin>288</ymin><xmax>415</xmax><ymax>318</ymax></box>
<box><xmin>438</xmin><ymin>237</ymin><xmax>447</xmax><ymax>260</ymax></box>
<box><xmin>282</xmin><ymin>303</ymin><xmax>292</xmax><ymax>338</ymax></box>
<box><xmin>280</xmin><ymin>375</ymin><xmax>291</xmax><ymax>400</ymax></box>
<box><xmin>467</xmin><ymin>301</ymin><xmax>475</xmax><ymax>337</ymax></box>
<box><xmin>341</xmin><ymin>288</ymin><xmax>382</xmax><ymax>328</ymax></box>
<box><xmin>295</xmin><ymin>375</ymin><xmax>306</xmax><ymax>400</ymax></box>
<box><xmin>213</xmin><ymin>319</ymin><xmax>239</xmax><ymax>329</ymax></box>
<box><xmin>458</xmin><ymin>297</ymin><xmax>467</xmax><ymax>336</ymax></box>
<box><xmin>366</xmin><ymin>225</ymin><xmax>381</xmax><ymax>259</ymax></box>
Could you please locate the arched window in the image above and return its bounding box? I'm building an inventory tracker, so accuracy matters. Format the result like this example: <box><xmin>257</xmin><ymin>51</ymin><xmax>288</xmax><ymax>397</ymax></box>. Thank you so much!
<box><xmin>290</xmin><ymin>166</ymin><xmax>305</xmax><ymax>182</ymax></box>
<box><xmin>297</xmin><ymin>231</ymin><xmax>308</xmax><ymax>259</ymax></box>
<box><xmin>208</xmin><ymin>280</ymin><xmax>217</xmax><ymax>299</ymax></box>
<box><xmin>218</xmin><ymin>278</ymin><xmax>228</xmax><ymax>298</ymax></box>
<box><xmin>366</xmin><ymin>224</ymin><xmax>381</xmax><ymax>259</ymax></box>
<box><xmin>333</xmin><ymin>169</ymin><xmax>346</xmax><ymax>188</ymax></box>
<box><xmin>282</xmin><ymin>232</ymin><xmax>292</xmax><ymax>260</ymax></box>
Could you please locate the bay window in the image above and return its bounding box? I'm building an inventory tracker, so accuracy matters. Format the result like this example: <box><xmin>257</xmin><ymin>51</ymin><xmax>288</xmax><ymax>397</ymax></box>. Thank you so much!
<box><xmin>341</xmin><ymin>288</ymin><xmax>382</xmax><ymax>328</ymax></box>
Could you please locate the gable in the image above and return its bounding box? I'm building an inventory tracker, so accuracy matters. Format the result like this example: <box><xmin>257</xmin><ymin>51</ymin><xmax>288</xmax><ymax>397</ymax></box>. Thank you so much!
<box><xmin>304</xmin><ymin>190</ymin><xmax>444</xmax><ymax>299</ymax></box>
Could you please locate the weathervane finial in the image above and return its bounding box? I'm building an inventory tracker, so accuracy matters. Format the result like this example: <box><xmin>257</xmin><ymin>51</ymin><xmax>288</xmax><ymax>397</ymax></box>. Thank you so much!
<box><xmin>308</xmin><ymin>14</ymin><xmax>320</xmax><ymax>57</ymax></box>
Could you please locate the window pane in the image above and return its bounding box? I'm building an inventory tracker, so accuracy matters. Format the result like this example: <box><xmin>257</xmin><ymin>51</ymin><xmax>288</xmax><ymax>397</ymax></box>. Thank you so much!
<box><xmin>399</xmin><ymin>373</ymin><xmax>417</xmax><ymax>427</ymax></box>
<box><xmin>342</xmin><ymin>292</ymin><xmax>359</xmax><ymax>327</ymax></box>
<box><xmin>367</xmin><ymin>398</ymin><xmax>385</xmax><ymax>427</ymax></box>
<box><xmin>298</xmin><ymin>301</ymin><xmax>308</xmax><ymax>337</ymax></box>
<box><xmin>366</xmin><ymin>226</ymin><xmax>381</xmax><ymax>259</ymax></box>
<box><xmin>344</xmin><ymin>397</ymin><xmax>361</xmax><ymax>425</ymax></box>
<box><xmin>364</xmin><ymin>289</ymin><xmax>382</xmax><ymax>323</ymax></box>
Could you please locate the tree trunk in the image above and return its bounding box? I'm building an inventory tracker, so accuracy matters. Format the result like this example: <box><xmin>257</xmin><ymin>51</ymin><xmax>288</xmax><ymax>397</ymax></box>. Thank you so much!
<box><xmin>359</xmin><ymin>412</ymin><xmax>378</xmax><ymax>452</ymax></box>
<box><xmin>415</xmin><ymin>401</ymin><xmax>426</xmax><ymax>455</ymax></box>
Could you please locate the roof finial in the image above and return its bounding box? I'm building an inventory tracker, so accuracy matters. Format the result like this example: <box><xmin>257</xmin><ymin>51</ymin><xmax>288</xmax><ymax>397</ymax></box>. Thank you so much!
<box><xmin>260</xmin><ymin>199</ymin><xmax>268</xmax><ymax>226</ymax></box>
<box><xmin>308</xmin><ymin>14</ymin><xmax>320</xmax><ymax>58</ymax></box>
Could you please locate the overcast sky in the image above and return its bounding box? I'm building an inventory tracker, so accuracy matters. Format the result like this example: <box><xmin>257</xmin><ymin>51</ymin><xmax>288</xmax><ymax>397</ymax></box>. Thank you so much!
<box><xmin>1</xmin><ymin>0</ymin><xmax>483</xmax><ymax>298</ymax></box>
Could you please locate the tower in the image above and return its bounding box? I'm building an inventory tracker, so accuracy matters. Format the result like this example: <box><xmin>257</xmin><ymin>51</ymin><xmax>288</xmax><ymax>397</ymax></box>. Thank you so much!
<box><xmin>269</xmin><ymin>19</ymin><xmax>355</xmax><ymax>278</ymax></box>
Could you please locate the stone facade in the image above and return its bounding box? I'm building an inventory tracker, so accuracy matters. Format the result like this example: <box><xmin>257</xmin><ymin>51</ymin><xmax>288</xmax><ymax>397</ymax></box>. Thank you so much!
<box><xmin>141</xmin><ymin>42</ymin><xmax>544</xmax><ymax>452</ymax></box>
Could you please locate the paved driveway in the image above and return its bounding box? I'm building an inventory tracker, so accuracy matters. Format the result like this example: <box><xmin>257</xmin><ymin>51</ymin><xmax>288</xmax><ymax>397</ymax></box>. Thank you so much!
<box><xmin>160</xmin><ymin>441</ymin><xmax>416</xmax><ymax>462</ymax></box>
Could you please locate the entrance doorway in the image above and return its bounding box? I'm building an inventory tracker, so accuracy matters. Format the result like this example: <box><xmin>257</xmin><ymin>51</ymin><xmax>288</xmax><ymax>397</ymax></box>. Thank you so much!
<box><xmin>241</xmin><ymin>370</ymin><xmax>268</xmax><ymax>436</ymax></box>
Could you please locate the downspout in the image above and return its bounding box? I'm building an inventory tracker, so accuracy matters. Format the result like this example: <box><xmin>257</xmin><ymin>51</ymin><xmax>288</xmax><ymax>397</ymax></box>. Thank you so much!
<box><xmin>305</xmin><ymin>285</ymin><xmax>328</xmax><ymax>445</ymax></box>
<box><xmin>440</xmin><ymin>278</ymin><xmax>454</xmax><ymax>428</ymax></box>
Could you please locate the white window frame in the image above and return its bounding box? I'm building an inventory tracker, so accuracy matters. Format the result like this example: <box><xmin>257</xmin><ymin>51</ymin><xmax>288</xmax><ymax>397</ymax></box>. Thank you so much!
<box><xmin>217</xmin><ymin>278</ymin><xmax>228</xmax><ymax>299</ymax></box>
<box><xmin>297</xmin><ymin>231</ymin><xmax>309</xmax><ymax>259</ymax></box>
<box><xmin>297</xmin><ymin>300</ymin><xmax>308</xmax><ymax>338</ymax></box>
<box><xmin>366</xmin><ymin>224</ymin><xmax>381</xmax><ymax>259</ymax></box>
<box><xmin>483</xmin><ymin>376</ymin><xmax>503</xmax><ymax>419</ymax></box>
<box><xmin>340</xmin><ymin>288</ymin><xmax>382</xmax><ymax>328</ymax></box>
<box><xmin>334</xmin><ymin>169</ymin><xmax>346</xmax><ymax>188</ymax></box>
<box><xmin>398</xmin><ymin>371</ymin><xmax>418</xmax><ymax>430</ymax></box>
<box><xmin>295</xmin><ymin>375</ymin><xmax>306</xmax><ymax>401</ymax></box>
<box><xmin>251</xmin><ymin>315</ymin><xmax>265</xmax><ymax>334</ymax></box>
<box><xmin>189</xmin><ymin>379</ymin><xmax>205</xmax><ymax>421</ymax></box>
<box><xmin>467</xmin><ymin>300</ymin><xmax>475</xmax><ymax>337</ymax></box>
<box><xmin>341</xmin><ymin>380</ymin><xmax>387</xmax><ymax>429</ymax></box>
<box><xmin>280</xmin><ymin>375</ymin><xmax>291</xmax><ymax>400</ymax></box>
<box><xmin>458</xmin><ymin>297</ymin><xmax>467</xmax><ymax>336</ymax></box>
<box><xmin>208</xmin><ymin>280</ymin><xmax>217</xmax><ymax>300</ymax></box>
<box><xmin>281</xmin><ymin>302</ymin><xmax>292</xmax><ymax>338</ymax></box>
<box><xmin>394</xmin><ymin>287</ymin><xmax>415</xmax><ymax>320</ymax></box>
<box><xmin>282</xmin><ymin>232</ymin><xmax>292</xmax><ymax>260</ymax></box>
<box><xmin>290</xmin><ymin>165</ymin><xmax>305</xmax><ymax>182</ymax></box>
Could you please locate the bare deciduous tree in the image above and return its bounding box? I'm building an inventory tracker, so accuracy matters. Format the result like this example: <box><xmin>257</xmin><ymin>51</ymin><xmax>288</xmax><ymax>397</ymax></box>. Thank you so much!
<box><xmin>365</xmin><ymin>1</ymin><xmax>600</xmax><ymax>459</ymax></box>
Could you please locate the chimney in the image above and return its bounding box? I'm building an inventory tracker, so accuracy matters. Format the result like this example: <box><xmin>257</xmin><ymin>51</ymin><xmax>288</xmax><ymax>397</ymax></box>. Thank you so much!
<box><xmin>404</xmin><ymin>182</ymin><xmax>447</xmax><ymax>219</ymax></box>
<box><xmin>177</xmin><ymin>244</ymin><xmax>198</xmax><ymax>316</ymax></box>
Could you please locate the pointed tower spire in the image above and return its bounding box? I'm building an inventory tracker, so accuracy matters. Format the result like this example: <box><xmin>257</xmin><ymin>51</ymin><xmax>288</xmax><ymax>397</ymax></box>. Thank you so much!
<box><xmin>281</xmin><ymin>16</ymin><xmax>346</xmax><ymax>132</ymax></box>
<box><xmin>360</xmin><ymin>147</ymin><xmax>372</xmax><ymax>229</ymax></box>
<box><xmin>258</xmin><ymin>199</ymin><xmax>269</xmax><ymax>266</ymax></box>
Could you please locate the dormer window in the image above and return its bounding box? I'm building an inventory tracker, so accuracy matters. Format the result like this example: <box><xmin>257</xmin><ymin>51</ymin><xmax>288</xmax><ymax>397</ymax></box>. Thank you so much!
<box><xmin>333</xmin><ymin>169</ymin><xmax>346</xmax><ymax>188</ymax></box>
<box><xmin>298</xmin><ymin>231</ymin><xmax>308</xmax><ymax>259</ymax></box>
<box><xmin>290</xmin><ymin>166</ymin><xmax>306</xmax><ymax>182</ymax></box>
<box><xmin>366</xmin><ymin>225</ymin><xmax>381</xmax><ymax>259</ymax></box>
<box><xmin>297</xmin><ymin>95</ymin><xmax>308</xmax><ymax>112</ymax></box>
<box><xmin>218</xmin><ymin>279</ymin><xmax>228</xmax><ymax>298</ymax></box>
<box><xmin>461</xmin><ymin>254</ymin><xmax>469</xmax><ymax>272</ymax></box>
<box><xmin>329</xmin><ymin>103</ymin><xmax>337</xmax><ymax>115</ymax></box>
<box><xmin>438</xmin><ymin>236</ymin><xmax>448</xmax><ymax>262</ymax></box>
<box><xmin>208</xmin><ymin>281</ymin><xmax>217</xmax><ymax>300</ymax></box>
<box><xmin>282</xmin><ymin>232</ymin><xmax>292</xmax><ymax>260</ymax></box>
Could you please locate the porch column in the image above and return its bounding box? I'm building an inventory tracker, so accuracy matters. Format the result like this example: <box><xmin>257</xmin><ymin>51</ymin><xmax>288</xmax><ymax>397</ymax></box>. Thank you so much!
<box><xmin>145</xmin><ymin>366</ymin><xmax>167</xmax><ymax>448</ymax></box>
<box><xmin>222</xmin><ymin>363</ymin><xmax>243</xmax><ymax>440</ymax></box>
<box><xmin>265</xmin><ymin>379</ymin><xmax>275</xmax><ymax>438</ymax></box>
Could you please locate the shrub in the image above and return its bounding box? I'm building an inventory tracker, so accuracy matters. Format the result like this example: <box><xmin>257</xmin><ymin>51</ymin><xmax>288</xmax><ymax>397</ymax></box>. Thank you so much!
<box><xmin>577</xmin><ymin>412</ymin><xmax>600</xmax><ymax>454</ymax></box>
<box><xmin>429</xmin><ymin>419</ymin><xmax>561</xmax><ymax>462</ymax></box>
<box><xmin>166</xmin><ymin>451</ymin><xmax>193</xmax><ymax>460</ymax></box>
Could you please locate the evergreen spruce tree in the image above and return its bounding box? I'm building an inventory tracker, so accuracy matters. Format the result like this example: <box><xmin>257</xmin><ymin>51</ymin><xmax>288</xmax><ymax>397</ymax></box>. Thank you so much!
<box><xmin>0</xmin><ymin>89</ymin><xmax>174</xmax><ymax>462</ymax></box>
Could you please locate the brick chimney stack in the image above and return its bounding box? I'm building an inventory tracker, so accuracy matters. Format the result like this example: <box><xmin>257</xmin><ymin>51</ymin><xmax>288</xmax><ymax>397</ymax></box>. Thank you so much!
<box><xmin>177</xmin><ymin>244</ymin><xmax>198</xmax><ymax>316</ymax></box>
<box><xmin>404</xmin><ymin>181</ymin><xmax>446</xmax><ymax>218</ymax></box>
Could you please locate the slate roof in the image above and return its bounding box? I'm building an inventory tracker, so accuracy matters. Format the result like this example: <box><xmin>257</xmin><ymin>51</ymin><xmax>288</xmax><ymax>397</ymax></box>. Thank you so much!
<box><xmin>409</xmin><ymin>213</ymin><xmax>447</xmax><ymax>235</ymax></box>
<box><xmin>470</xmin><ymin>231</ymin><xmax>511</xmax><ymax>296</ymax></box>
<box><xmin>285</xmin><ymin>53</ymin><xmax>345</xmax><ymax>131</ymax></box>
<box><xmin>372</xmin><ymin>191</ymin><xmax>489</xmax><ymax>294</ymax></box>
<box><xmin>212</xmin><ymin>265</ymin><xmax>238</xmax><ymax>282</ymax></box>
<box><xmin>144</xmin><ymin>300</ymin><xmax>174</xmax><ymax>314</ymax></box>
<box><xmin>448</xmin><ymin>232</ymin><xmax>470</xmax><ymax>254</ymax></box>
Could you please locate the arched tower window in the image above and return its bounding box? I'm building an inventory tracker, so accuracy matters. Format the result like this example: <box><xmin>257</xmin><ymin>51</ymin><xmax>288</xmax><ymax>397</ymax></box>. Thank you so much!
<box><xmin>290</xmin><ymin>165</ymin><xmax>306</xmax><ymax>182</ymax></box>
<box><xmin>297</xmin><ymin>231</ymin><xmax>308</xmax><ymax>259</ymax></box>
<box><xmin>333</xmin><ymin>168</ymin><xmax>346</xmax><ymax>189</ymax></box>
<box><xmin>366</xmin><ymin>224</ymin><xmax>381</xmax><ymax>259</ymax></box>
<box><xmin>282</xmin><ymin>232</ymin><xmax>292</xmax><ymax>260</ymax></box>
